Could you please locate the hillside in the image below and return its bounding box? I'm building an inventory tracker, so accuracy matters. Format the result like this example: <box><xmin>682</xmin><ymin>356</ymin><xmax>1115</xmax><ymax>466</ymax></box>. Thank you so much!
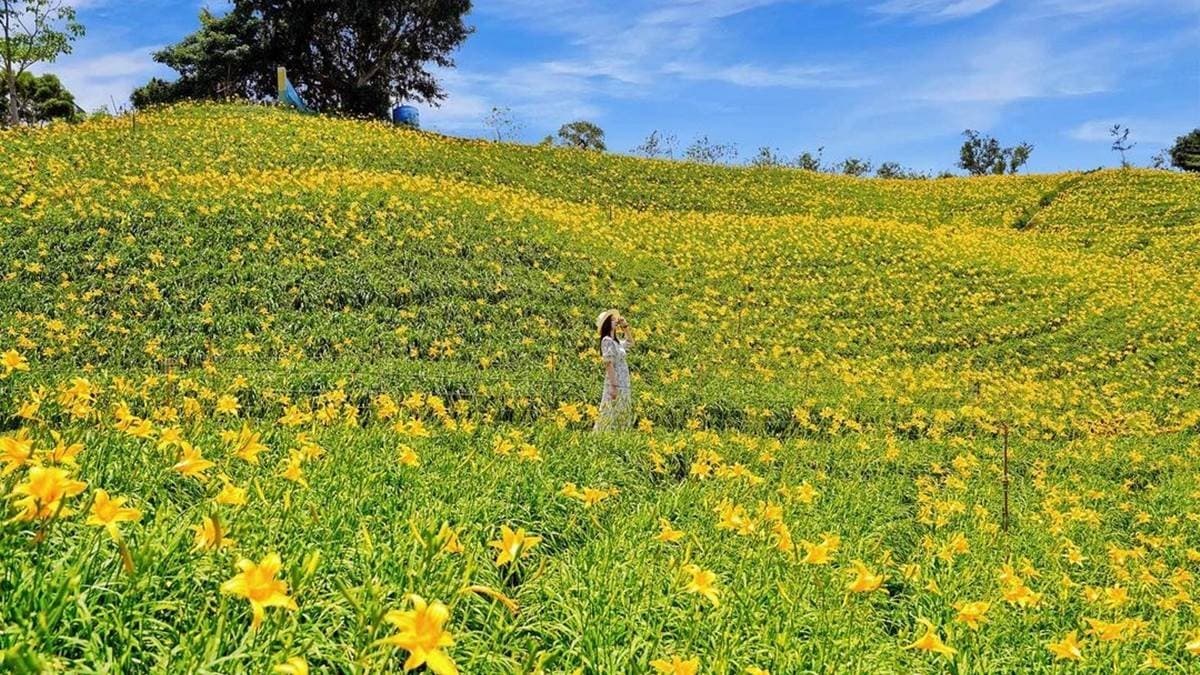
<box><xmin>2</xmin><ymin>105</ymin><xmax>1200</xmax><ymax>672</ymax></box>
<box><xmin>2</xmin><ymin>104</ymin><xmax>1198</xmax><ymax>435</ymax></box>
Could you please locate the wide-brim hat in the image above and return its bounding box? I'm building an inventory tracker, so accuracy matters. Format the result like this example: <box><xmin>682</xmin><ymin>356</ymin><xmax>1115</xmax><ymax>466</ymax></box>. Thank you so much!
<box><xmin>595</xmin><ymin>309</ymin><xmax>621</xmax><ymax>330</ymax></box>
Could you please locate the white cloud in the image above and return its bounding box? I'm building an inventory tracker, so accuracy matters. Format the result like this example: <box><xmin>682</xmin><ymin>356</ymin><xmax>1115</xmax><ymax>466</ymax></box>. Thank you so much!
<box><xmin>915</xmin><ymin>38</ymin><xmax>1115</xmax><ymax>106</ymax></box>
<box><xmin>872</xmin><ymin>0</ymin><xmax>1004</xmax><ymax>20</ymax></box>
<box><xmin>445</xmin><ymin>0</ymin><xmax>867</xmax><ymax>136</ymax></box>
<box><xmin>34</xmin><ymin>45</ymin><xmax>165</xmax><ymax>112</ymax></box>
<box><xmin>665</xmin><ymin>62</ymin><xmax>872</xmax><ymax>89</ymax></box>
<box><xmin>1068</xmin><ymin>119</ymin><xmax>1186</xmax><ymax>145</ymax></box>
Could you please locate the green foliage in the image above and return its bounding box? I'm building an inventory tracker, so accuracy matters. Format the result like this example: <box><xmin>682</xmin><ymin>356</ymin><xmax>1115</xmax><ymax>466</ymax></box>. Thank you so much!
<box><xmin>875</xmin><ymin>161</ymin><xmax>927</xmax><ymax>180</ymax></box>
<box><xmin>135</xmin><ymin>1</ymin><xmax>472</xmax><ymax>117</ymax></box>
<box><xmin>0</xmin><ymin>0</ymin><xmax>84</xmax><ymax>125</ymax></box>
<box><xmin>749</xmin><ymin>146</ymin><xmax>787</xmax><ymax>168</ymax></box>
<box><xmin>632</xmin><ymin>130</ymin><xmax>677</xmax><ymax>159</ymax></box>
<box><xmin>1169</xmin><ymin>129</ymin><xmax>1200</xmax><ymax>173</ymax></box>
<box><xmin>0</xmin><ymin>70</ymin><xmax>77</xmax><ymax>123</ymax></box>
<box><xmin>958</xmin><ymin>130</ymin><xmax>1034</xmax><ymax>176</ymax></box>
<box><xmin>793</xmin><ymin>147</ymin><xmax>825</xmax><ymax>172</ymax></box>
<box><xmin>1110</xmin><ymin>124</ymin><xmax>1135</xmax><ymax>169</ymax></box>
<box><xmin>836</xmin><ymin>157</ymin><xmax>872</xmax><ymax>177</ymax></box>
<box><xmin>683</xmin><ymin>135</ymin><xmax>737</xmax><ymax>164</ymax></box>
<box><xmin>483</xmin><ymin>106</ymin><xmax>521</xmax><ymax>142</ymax></box>
<box><xmin>0</xmin><ymin>103</ymin><xmax>1199</xmax><ymax>671</ymax></box>
<box><xmin>250</xmin><ymin>0</ymin><xmax>472</xmax><ymax>116</ymax></box>
<box><xmin>555</xmin><ymin>120</ymin><xmax>606</xmax><ymax>151</ymax></box>
<box><xmin>131</xmin><ymin>6</ymin><xmax>266</xmax><ymax>109</ymax></box>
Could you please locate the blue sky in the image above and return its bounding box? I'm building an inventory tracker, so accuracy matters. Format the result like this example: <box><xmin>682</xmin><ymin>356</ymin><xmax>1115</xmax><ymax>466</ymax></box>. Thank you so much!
<box><xmin>47</xmin><ymin>0</ymin><xmax>1200</xmax><ymax>172</ymax></box>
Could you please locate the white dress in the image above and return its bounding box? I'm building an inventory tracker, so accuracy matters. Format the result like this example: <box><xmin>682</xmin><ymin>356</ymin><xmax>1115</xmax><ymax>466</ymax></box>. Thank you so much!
<box><xmin>595</xmin><ymin>336</ymin><xmax>633</xmax><ymax>431</ymax></box>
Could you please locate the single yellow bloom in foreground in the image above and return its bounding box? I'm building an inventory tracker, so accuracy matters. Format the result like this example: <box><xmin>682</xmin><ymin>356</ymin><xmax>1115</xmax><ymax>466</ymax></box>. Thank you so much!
<box><xmin>87</xmin><ymin>489</ymin><xmax>142</xmax><ymax>538</ymax></box>
<box><xmin>215</xmin><ymin>481</ymin><xmax>248</xmax><ymax>506</ymax></box>
<box><xmin>650</xmin><ymin>655</ymin><xmax>699</xmax><ymax>675</ymax></box>
<box><xmin>0</xmin><ymin>428</ymin><xmax>34</xmax><ymax>475</ymax></box>
<box><xmin>438</xmin><ymin>522</ymin><xmax>463</xmax><ymax>554</ymax></box>
<box><xmin>173</xmin><ymin>442</ymin><xmax>215</xmax><ymax>481</ymax></box>
<box><xmin>1185</xmin><ymin>632</ymin><xmax>1200</xmax><ymax>656</ymax></box>
<box><xmin>220</xmin><ymin>552</ymin><xmax>298</xmax><ymax>630</ymax></box>
<box><xmin>399</xmin><ymin>444</ymin><xmax>421</xmax><ymax>467</ymax></box>
<box><xmin>378</xmin><ymin>595</ymin><xmax>457</xmax><ymax>674</ymax></box>
<box><xmin>847</xmin><ymin>560</ymin><xmax>885</xmax><ymax>593</ymax></box>
<box><xmin>954</xmin><ymin>601</ymin><xmax>990</xmax><ymax>630</ymax></box>
<box><xmin>682</xmin><ymin>564</ymin><xmax>720</xmax><ymax>607</ymax></box>
<box><xmin>11</xmin><ymin>465</ymin><xmax>87</xmax><ymax>521</ymax></box>
<box><xmin>194</xmin><ymin>515</ymin><xmax>236</xmax><ymax>551</ymax></box>
<box><xmin>489</xmin><ymin>525</ymin><xmax>541</xmax><ymax>566</ymax></box>
<box><xmin>215</xmin><ymin>394</ymin><xmax>240</xmax><ymax>416</ymax></box>
<box><xmin>800</xmin><ymin>533</ymin><xmax>840</xmax><ymax>565</ymax></box>
<box><xmin>656</xmin><ymin>518</ymin><xmax>684</xmax><ymax>543</ymax></box>
<box><xmin>904</xmin><ymin>618</ymin><xmax>956</xmax><ymax>658</ymax></box>
<box><xmin>1</xmin><ymin>349</ymin><xmax>29</xmax><ymax>375</ymax></box>
<box><xmin>1047</xmin><ymin>630</ymin><xmax>1083</xmax><ymax>661</ymax></box>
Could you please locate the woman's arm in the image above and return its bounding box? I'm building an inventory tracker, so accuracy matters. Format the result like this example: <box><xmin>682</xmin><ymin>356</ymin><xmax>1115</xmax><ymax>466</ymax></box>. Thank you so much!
<box><xmin>617</xmin><ymin>318</ymin><xmax>634</xmax><ymax>347</ymax></box>
<box><xmin>605</xmin><ymin>361</ymin><xmax>619</xmax><ymax>398</ymax></box>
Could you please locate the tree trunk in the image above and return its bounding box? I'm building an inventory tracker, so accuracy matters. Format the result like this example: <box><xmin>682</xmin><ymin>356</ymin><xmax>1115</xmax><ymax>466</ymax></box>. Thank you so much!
<box><xmin>5</xmin><ymin>67</ymin><xmax>17</xmax><ymax>126</ymax></box>
<box><xmin>2</xmin><ymin>0</ymin><xmax>15</xmax><ymax>126</ymax></box>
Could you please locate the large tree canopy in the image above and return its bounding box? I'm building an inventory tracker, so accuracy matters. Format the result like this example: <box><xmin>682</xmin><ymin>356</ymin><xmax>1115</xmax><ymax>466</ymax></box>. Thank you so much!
<box><xmin>2</xmin><ymin>0</ymin><xmax>84</xmax><ymax>125</ymax></box>
<box><xmin>132</xmin><ymin>6</ymin><xmax>267</xmax><ymax>108</ymax></box>
<box><xmin>134</xmin><ymin>0</ymin><xmax>472</xmax><ymax>118</ymax></box>
<box><xmin>0</xmin><ymin>70</ymin><xmax>78</xmax><ymax>123</ymax></box>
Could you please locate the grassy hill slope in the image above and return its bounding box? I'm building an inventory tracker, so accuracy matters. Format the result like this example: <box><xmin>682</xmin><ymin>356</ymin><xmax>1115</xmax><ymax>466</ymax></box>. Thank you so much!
<box><xmin>2</xmin><ymin>104</ymin><xmax>1198</xmax><ymax>436</ymax></box>
<box><xmin>1</xmin><ymin>104</ymin><xmax>1199</xmax><ymax>672</ymax></box>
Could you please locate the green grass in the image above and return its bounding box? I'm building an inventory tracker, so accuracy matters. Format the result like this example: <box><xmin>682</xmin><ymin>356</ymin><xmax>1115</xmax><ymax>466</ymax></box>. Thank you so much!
<box><xmin>1</xmin><ymin>103</ymin><xmax>1199</xmax><ymax>672</ymax></box>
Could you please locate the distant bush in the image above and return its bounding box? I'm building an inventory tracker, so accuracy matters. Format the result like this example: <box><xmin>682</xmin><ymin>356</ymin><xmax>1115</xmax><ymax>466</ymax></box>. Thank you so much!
<box><xmin>836</xmin><ymin>157</ymin><xmax>872</xmax><ymax>177</ymax></box>
<box><xmin>958</xmin><ymin>130</ymin><xmax>1033</xmax><ymax>175</ymax></box>
<box><xmin>632</xmin><ymin>130</ymin><xmax>678</xmax><ymax>159</ymax></box>
<box><xmin>556</xmin><ymin>121</ymin><xmax>606</xmax><ymax>151</ymax></box>
<box><xmin>1169</xmin><ymin>129</ymin><xmax>1200</xmax><ymax>173</ymax></box>
<box><xmin>684</xmin><ymin>135</ymin><xmax>738</xmax><ymax>164</ymax></box>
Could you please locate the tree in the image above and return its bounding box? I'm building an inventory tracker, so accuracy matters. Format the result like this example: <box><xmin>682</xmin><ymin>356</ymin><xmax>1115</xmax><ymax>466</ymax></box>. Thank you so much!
<box><xmin>632</xmin><ymin>130</ymin><xmax>677</xmax><ymax>159</ymax></box>
<box><xmin>793</xmin><ymin>147</ymin><xmax>824</xmax><ymax>172</ymax></box>
<box><xmin>483</xmin><ymin>106</ymin><xmax>521</xmax><ymax>142</ymax></box>
<box><xmin>1168</xmin><ymin>129</ymin><xmax>1200</xmax><ymax>173</ymax></box>
<box><xmin>875</xmin><ymin>161</ymin><xmax>927</xmax><ymax>180</ymax></box>
<box><xmin>836</xmin><ymin>157</ymin><xmax>872</xmax><ymax>177</ymax></box>
<box><xmin>1110</xmin><ymin>124</ymin><xmax>1135</xmax><ymax>169</ymax></box>
<box><xmin>131</xmin><ymin>6</ymin><xmax>266</xmax><ymax>108</ymax></box>
<box><xmin>1</xmin><ymin>0</ymin><xmax>83</xmax><ymax>126</ymax></box>
<box><xmin>750</xmin><ymin>146</ymin><xmax>787</xmax><ymax>168</ymax></box>
<box><xmin>251</xmin><ymin>0</ymin><xmax>472</xmax><ymax>117</ymax></box>
<box><xmin>684</xmin><ymin>135</ymin><xmax>737</xmax><ymax>164</ymax></box>
<box><xmin>136</xmin><ymin>1</ymin><xmax>473</xmax><ymax>118</ymax></box>
<box><xmin>0</xmin><ymin>70</ymin><xmax>76</xmax><ymax>123</ymax></box>
<box><xmin>556</xmin><ymin>120</ymin><xmax>605</xmax><ymax>151</ymax></box>
<box><xmin>958</xmin><ymin>130</ymin><xmax>1033</xmax><ymax>175</ymax></box>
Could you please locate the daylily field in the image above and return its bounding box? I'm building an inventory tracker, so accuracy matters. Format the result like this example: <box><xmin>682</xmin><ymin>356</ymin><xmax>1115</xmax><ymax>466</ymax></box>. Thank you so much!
<box><xmin>1</xmin><ymin>104</ymin><xmax>1200</xmax><ymax>672</ymax></box>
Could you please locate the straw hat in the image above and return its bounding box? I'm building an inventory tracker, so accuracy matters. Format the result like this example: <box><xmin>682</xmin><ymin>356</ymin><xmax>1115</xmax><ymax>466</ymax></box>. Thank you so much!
<box><xmin>595</xmin><ymin>309</ymin><xmax>621</xmax><ymax>331</ymax></box>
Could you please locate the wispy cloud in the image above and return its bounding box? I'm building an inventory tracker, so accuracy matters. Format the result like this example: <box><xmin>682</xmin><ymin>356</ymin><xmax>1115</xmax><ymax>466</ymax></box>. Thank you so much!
<box><xmin>871</xmin><ymin>0</ymin><xmax>1004</xmax><ymax>21</ymax></box>
<box><xmin>914</xmin><ymin>37</ymin><xmax>1116</xmax><ymax>105</ymax></box>
<box><xmin>446</xmin><ymin>0</ymin><xmax>863</xmax><ymax>135</ymax></box>
<box><xmin>1068</xmin><ymin>118</ymin><xmax>1187</xmax><ymax>145</ymax></box>
<box><xmin>35</xmin><ymin>45</ymin><xmax>165</xmax><ymax>112</ymax></box>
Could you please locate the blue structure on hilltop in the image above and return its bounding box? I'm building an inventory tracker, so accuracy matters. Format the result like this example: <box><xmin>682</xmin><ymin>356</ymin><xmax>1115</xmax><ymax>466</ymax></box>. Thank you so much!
<box><xmin>276</xmin><ymin>67</ymin><xmax>312</xmax><ymax>114</ymax></box>
<box><xmin>393</xmin><ymin>105</ymin><xmax>420</xmax><ymax>129</ymax></box>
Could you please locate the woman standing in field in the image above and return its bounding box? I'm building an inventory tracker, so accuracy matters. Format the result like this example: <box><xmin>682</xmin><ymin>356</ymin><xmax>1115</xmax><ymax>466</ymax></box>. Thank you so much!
<box><xmin>595</xmin><ymin>309</ymin><xmax>634</xmax><ymax>431</ymax></box>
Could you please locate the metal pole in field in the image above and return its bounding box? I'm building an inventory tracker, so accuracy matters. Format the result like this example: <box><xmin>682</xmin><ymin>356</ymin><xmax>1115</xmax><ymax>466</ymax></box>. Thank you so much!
<box><xmin>1002</xmin><ymin>423</ymin><xmax>1010</xmax><ymax>535</ymax></box>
